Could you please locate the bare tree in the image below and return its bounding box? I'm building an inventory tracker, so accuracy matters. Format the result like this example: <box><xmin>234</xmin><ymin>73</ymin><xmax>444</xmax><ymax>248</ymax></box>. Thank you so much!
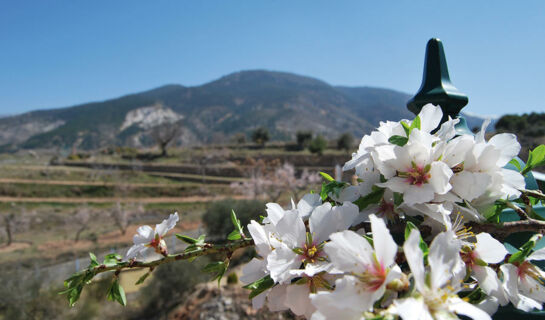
<box><xmin>73</xmin><ymin>207</ymin><xmax>91</xmax><ymax>243</ymax></box>
<box><xmin>151</xmin><ymin>121</ymin><xmax>182</xmax><ymax>157</ymax></box>
<box><xmin>111</xmin><ymin>202</ymin><xmax>143</xmax><ymax>235</ymax></box>
<box><xmin>230</xmin><ymin>161</ymin><xmax>321</xmax><ymax>202</ymax></box>
<box><xmin>1</xmin><ymin>213</ymin><xmax>15</xmax><ymax>246</ymax></box>
<box><xmin>1</xmin><ymin>206</ymin><xmax>32</xmax><ymax>246</ymax></box>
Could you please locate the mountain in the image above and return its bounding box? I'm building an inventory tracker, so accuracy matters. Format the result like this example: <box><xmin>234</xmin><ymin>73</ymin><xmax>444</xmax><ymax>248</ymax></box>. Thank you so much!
<box><xmin>0</xmin><ymin>70</ymin><xmax>417</xmax><ymax>151</ymax></box>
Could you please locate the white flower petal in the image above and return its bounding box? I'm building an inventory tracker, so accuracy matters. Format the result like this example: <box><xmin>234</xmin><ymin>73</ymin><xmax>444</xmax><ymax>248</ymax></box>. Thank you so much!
<box><xmin>528</xmin><ymin>247</ymin><xmax>545</xmax><ymax>261</ymax></box>
<box><xmin>488</xmin><ymin>133</ymin><xmax>521</xmax><ymax>167</ymax></box>
<box><xmin>369</xmin><ymin>214</ymin><xmax>397</xmax><ymax>267</ymax></box>
<box><xmin>429</xmin><ymin>161</ymin><xmax>453</xmax><ymax>195</ymax></box>
<box><xmin>297</xmin><ymin>193</ymin><xmax>322</xmax><ymax>219</ymax></box>
<box><xmin>324</xmin><ymin>230</ymin><xmax>373</xmax><ymax>274</ymax></box>
<box><xmin>134</xmin><ymin>225</ymin><xmax>155</xmax><ymax>244</ymax></box>
<box><xmin>240</xmin><ymin>258</ymin><xmax>267</xmax><ymax>284</ymax></box>
<box><xmin>267</xmin><ymin>243</ymin><xmax>300</xmax><ymax>284</ymax></box>
<box><xmin>391</xmin><ymin>297</ymin><xmax>433</xmax><ymax>320</ymax></box>
<box><xmin>264</xmin><ymin>203</ymin><xmax>285</xmax><ymax>225</ymax></box>
<box><xmin>285</xmin><ymin>284</ymin><xmax>314</xmax><ymax>318</ymax></box>
<box><xmin>404</xmin><ymin>229</ymin><xmax>426</xmax><ymax>292</ymax></box>
<box><xmin>276</xmin><ymin>210</ymin><xmax>306</xmax><ymax>248</ymax></box>
<box><xmin>451</xmin><ymin>171</ymin><xmax>491</xmax><ymax>201</ymax></box>
<box><xmin>247</xmin><ymin>220</ymin><xmax>273</xmax><ymax>257</ymax></box>
<box><xmin>155</xmin><ymin>212</ymin><xmax>179</xmax><ymax>237</ymax></box>
<box><xmin>448</xmin><ymin>297</ymin><xmax>492</xmax><ymax>320</ymax></box>
<box><xmin>475</xmin><ymin>233</ymin><xmax>508</xmax><ymax>264</ymax></box>
<box><xmin>472</xmin><ymin>266</ymin><xmax>508</xmax><ymax>306</ymax></box>
<box><xmin>267</xmin><ymin>284</ymin><xmax>289</xmax><ymax>311</ymax></box>
<box><xmin>418</xmin><ymin>103</ymin><xmax>443</xmax><ymax>133</ymax></box>
<box><xmin>428</xmin><ymin>231</ymin><xmax>461</xmax><ymax>289</ymax></box>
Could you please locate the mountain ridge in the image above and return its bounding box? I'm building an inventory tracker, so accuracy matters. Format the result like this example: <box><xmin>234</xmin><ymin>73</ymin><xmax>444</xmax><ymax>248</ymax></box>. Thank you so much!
<box><xmin>0</xmin><ymin>70</ymin><xmax>483</xmax><ymax>151</ymax></box>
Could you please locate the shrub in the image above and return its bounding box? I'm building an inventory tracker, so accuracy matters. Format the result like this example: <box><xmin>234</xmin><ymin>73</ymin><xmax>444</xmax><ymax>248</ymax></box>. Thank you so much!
<box><xmin>308</xmin><ymin>135</ymin><xmax>327</xmax><ymax>155</ymax></box>
<box><xmin>296</xmin><ymin>131</ymin><xmax>313</xmax><ymax>150</ymax></box>
<box><xmin>202</xmin><ymin>199</ymin><xmax>266</xmax><ymax>239</ymax></box>
<box><xmin>337</xmin><ymin>132</ymin><xmax>354</xmax><ymax>151</ymax></box>
<box><xmin>251</xmin><ymin>127</ymin><xmax>270</xmax><ymax>146</ymax></box>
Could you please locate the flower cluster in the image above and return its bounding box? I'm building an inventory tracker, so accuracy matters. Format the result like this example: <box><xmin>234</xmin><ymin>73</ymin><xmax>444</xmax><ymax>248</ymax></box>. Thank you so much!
<box><xmin>236</xmin><ymin>105</ymin><xmax>545</xmax><ymax>319</ymax></box>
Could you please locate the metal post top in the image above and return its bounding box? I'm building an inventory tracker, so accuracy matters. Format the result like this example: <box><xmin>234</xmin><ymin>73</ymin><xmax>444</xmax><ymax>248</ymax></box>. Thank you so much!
<box><xmin>407</xmin><ymin>38</ymin><xmax>468</xmax><ymax>120</ymax></box>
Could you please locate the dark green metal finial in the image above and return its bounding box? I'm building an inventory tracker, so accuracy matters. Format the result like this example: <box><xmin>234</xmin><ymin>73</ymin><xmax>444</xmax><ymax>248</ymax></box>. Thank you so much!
<box><xmin>407</xmin><ymin>38</ymin><xmax>468</xmax><ymax>122</ymax></box>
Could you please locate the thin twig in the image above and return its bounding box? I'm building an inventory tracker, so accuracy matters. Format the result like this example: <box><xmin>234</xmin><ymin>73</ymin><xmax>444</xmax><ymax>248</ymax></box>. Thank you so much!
<box><xmin>468</xmin><ymin>219</ymin><xmax>545</xmax><ymax>241</ymax></box>
<box><xmin>504</xmin><ymin>201</ymin><xmax>530</xmax><ymax>220</ymax></box>
<box><xmin>77</xmin><ymin>238</ymin><xmax>254</xmax><ymax>277</ymax></box>
<box><xmin>520</xmin><ymin>189</ymin><xmax>545</xmax><ymax>201</ymax></box>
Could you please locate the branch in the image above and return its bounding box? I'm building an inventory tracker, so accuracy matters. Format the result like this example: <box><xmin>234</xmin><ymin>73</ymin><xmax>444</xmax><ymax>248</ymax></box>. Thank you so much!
<box><xmin>80</xmin><ymin>239</ymin><xmax>254</xmax><ymax>277</ymax></box>
<box><xmin>521</xmin><ymin>189</ymin><xmax>545</xmax><ymax>201</ymax></box>
<box><xmin>468</xmin><ymin>219</ymin><xmax>545</xmax><ymax>241</ymax></box>
<box><xmin>504</xmin><ymin>201</ymin><xmax>530</xmax><ymax>220</ymax></box>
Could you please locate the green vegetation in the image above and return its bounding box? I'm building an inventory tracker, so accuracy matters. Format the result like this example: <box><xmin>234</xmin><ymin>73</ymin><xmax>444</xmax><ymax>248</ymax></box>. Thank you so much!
<box><xmin>496</xmin><ymin>112</ymin><xmax>545</xmax><ymax>137</ymax></box>
<box><xmin>309</xmin><ymin>135</ymin><xmax>328</xmax><ymax>155</ymax></box>
<box><xmin>251</xmin><ymin>127</ymin><xmax>270</xmax><ymax>147</ymax></box>
<box><xmin>202</xmin><ymin>199</ymin><xmax>266</xmax><ymax>239</ymax></box>
<box><xmin>337</xmin><ymin>132</ymin><xmax>354</xmax><ymax>152</ymax></box>
<box><xmin>296</xmin><ymin>131</ymin><xmax>313</xmax><ymax>150</ymax></box>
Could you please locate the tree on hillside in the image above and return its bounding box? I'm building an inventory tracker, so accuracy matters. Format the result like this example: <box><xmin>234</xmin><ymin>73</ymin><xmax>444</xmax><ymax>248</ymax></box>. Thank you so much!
<box><xmin>1</xmin><ymin>213</ymin><xmax>15</xmax><ymax>246</ymax></box>
<box><xmin>337</xmin><ymin>132</ymin><xmax>354</xmax><ymax>152</ymax></box>
<box><xmin>309</xmin><ymin>135</ymin><xmax>327</xmax><ymax>155</ymax></box>
<box><xmin>73</xmin><ymin>207</ymin><xmax>91</xmax><ymax>243</ymax></box>
<box><xmin>111</xmin><ymin>202</ymin><xmax>143</xmax><ymax>235</ymax></box>
<box><xmin>151</xmin><ymin>121</ymin><xmax>182</xmax><ymax>157</ymax></box>
<box><xmin>230</xmin><ymin>161</ymin><xmax>320</xmax><ymax>202</ymax></box>
<box><xmin>296</xmin><ymin>131</ymin><xmax>313</xmax><ymax>150</ymax></box>
<box><xmin>251</xmin><ymin>127</ymin><xmax>270</xmax><ymax>147</ymax></box>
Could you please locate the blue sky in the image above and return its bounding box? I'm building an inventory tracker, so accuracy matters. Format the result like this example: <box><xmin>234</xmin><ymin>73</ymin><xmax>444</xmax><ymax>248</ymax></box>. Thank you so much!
<box><xmin>1</xmin><ymin>1</ymin><xmax>544</xmax><ymax>117</ymax></box>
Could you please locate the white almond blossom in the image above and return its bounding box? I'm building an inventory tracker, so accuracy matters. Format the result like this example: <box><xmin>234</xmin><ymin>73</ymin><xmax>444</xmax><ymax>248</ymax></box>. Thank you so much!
<box><xmin>375</xmin><ymin>128</ymin><xmax>453</xmax><ymax>205</ymax></box>
<box><xmin>460</xmin><ymin>233</ymin><xmax>510</xmax><ymax>306</ymax></box>
<box><xmin>267</xmin><ymin>202</ymin><xmax>359</xmax><ymax>284</ymax></box>
<box><xmin>450</xmin><ymin>119</ymin><xmax>525</xmax><ymax>207</ymax></box>
<box><xmin>500</xmin><ymin>246</ymin><xmax>545</xmax><ymax>312</ymax></box>
<box><xmin>125</xmin><ymin>212</ymin><xmax>178</xmax><ymax>261</ymax></box>
<box><xmin>391</xmin><ymin>229</ymin><xmax>491</xmax><ymax>320</ymax></box>
<box><xmin>310</xmin><ymin>214</ymin><xmax>401</xmax><ymax>319</ymax></box>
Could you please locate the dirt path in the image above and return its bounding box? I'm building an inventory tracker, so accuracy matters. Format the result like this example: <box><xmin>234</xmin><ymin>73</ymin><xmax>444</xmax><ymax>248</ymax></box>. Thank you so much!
<box><xmin>0</xmin><ymin>195</ymin><xmax>250</xmax><ymax>204</ymax></box>
<box><xmin>0</xmin><ymin>177</ymin><xmax>184</xmax><ymax>187</ymax></box>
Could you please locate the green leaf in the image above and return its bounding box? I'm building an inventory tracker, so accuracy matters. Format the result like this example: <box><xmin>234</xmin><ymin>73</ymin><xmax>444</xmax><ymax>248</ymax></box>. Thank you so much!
<box><xmin>176</xmin><ymin>234</ymin><xmax>199</xmax><ymax>244</ymax></box>
<box><xmin>89</xmin><ymin>252</ymin><xmax>99</xmax><ymax>267</ymax></box>
<box><xmin>103</xmin><ymin>253</ymin><xmax>122</xmax><ymax>266</ymax></box>
<box><xmin>202</xmin><ymin>261</ymin><xmax>228</xmax><ymax>285</ymax></box>
<box><xmin>243</xmin><ymin>275</ymin><xmax>275</xmax><ymax>299</ymax></box>
<box><xmin>410</xmin><ymin>115</ymin><xmax>421</xmax><ymax>131</ymax></box>
<box><xmin>184</xmin><ymin>234</ymin><xmax>206</xmax><ymax>252</ymax></box>
<box><xmin>319</xmin><ymin>171</ymin><xmax>335</xmax><ymax>182</ymax></box>
<box><xmin>508</xmin><ymin>234</ymin><xmax>542</xmax><ymax>264</ymax></box>
<box><xmin>522</xmin><ymin>145</ymin><xmax>545</xmax><ymax>175</ymax></box>
<box><xmin>320</xmin><ymin>180</ymin><xmax>348</xmax><ymax>201</ymax></box>
<box><xmin>135</xmin><ymin>272</ymin><xmax>150</xmax><ymax>285</ymax></box>
<box><xmin>508</xmin><ymin>158</ymin><xmax>522</xmax><ymax>171</ymax></box>
<box><xmin>107</xmin><ymin>279</ymin><xmax>127</xmax><ymax>306</ymax></box>
<box><xmin>227</xmin><ymin>229</ymin><xmax>242</xmax><ymax>240</ymax></box>
<box><xmin>401</xmin><ymin>121</ymin><xmax>411</xmax><ymax>136</ymax></box>
<box><xmin>229</xmin><ymin>210</ymin><xmax>244</xmax><ymax>240</ymax></box>
<box><xmin>404</xmin><ymin>222</ymin><xmax>428</xmax><ymax>258</ymax></box>
<box><xmin>388</xmin><ymin>135</ymin><xmax>409</xmax><ymax>147</ymax></box>
<box><xmin>353</xmin><ymin>188</ymin><xmax>385</xmax><ymax>210</ymax></box>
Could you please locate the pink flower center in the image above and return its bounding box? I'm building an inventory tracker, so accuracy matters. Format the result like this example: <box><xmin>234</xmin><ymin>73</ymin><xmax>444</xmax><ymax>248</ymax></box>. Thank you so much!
<box><xmin>356</xmin><ymin>260</ymin><xmax>387</xmax><ymax>291</ymax></box>
<box><xmin>405</xmin><ymin>165</ymin><xmax>431</xmax><ymax>186</ymax></box>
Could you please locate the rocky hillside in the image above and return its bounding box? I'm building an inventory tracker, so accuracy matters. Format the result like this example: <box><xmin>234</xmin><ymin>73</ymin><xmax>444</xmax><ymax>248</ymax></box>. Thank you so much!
<box><xmin>0</xmin><ymin>70</ymin><xmax>484</xmax><ymax>151</ymax></box>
